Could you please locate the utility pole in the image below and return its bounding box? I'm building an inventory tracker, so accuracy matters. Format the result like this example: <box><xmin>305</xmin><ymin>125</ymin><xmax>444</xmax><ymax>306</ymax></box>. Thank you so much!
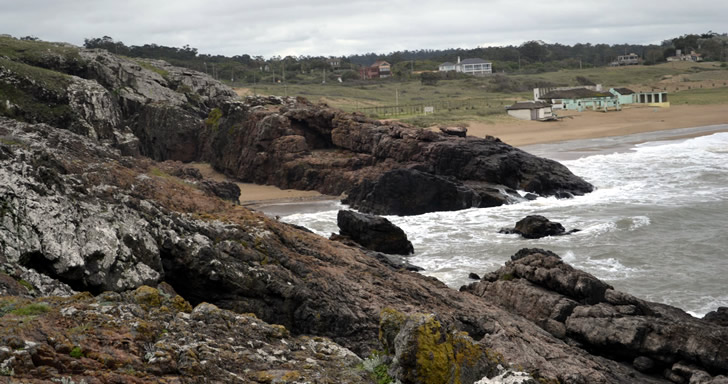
<box><xmin>395</xmin><ymin>87</ymin><xmax>399</xmax><ymax>106</ymax></box>
<box><xmin>282</xmin><ymin>61</ymin><xmax>285</xmax><ymax>83</ymax></box>
<box><xmin>322</xmin><ymin>68</ymin><xmax>326</xmax><ymax>84</ymax></box>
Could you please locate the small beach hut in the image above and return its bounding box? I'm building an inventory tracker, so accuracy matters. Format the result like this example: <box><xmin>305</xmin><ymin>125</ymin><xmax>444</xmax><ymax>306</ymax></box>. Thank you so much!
<box><xmin>506</xmin><ymin>101</ymin><xmax>553</xmax><ymax>120</ymax></box>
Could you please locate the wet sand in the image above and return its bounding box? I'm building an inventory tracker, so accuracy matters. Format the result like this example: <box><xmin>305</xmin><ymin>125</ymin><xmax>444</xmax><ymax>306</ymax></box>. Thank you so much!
<box><xmin>466</xmin><ymin>104</ymin><xmax>728</xmax><ymax>147</ymax></box>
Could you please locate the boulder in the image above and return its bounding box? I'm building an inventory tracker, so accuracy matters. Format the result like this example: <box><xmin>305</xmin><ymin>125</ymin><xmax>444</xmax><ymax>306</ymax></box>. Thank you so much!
<box><xmin>335</xmin><ymin>210</ymin><xmax>414</xmax><ymax>255</ymax></box>
<box><xmin>439</xmin><ymin>125</ymin><xmax>468</xmax><ymax>137</ymax></box>
<box><xmin>462</xmin><ymin>249</ymin><xmax>728</xmax><ymax>381</ymax></box>
<box><xmin>198</xmin><ymin>180</ymin><xmax>241</xmax><ymax>203</ymax></box>
<box><xmin>343</xmin><ymin>168</ymin><xmax>514</xmax><ymax>216</ymax></box>
<box><xmin>703</xmin><ymin>307</ymin><xmax>728</xmax><ymax>327</ymax></box>
<box><xmin>499</xmin><ymin>215</ymin><xmax>579</xmax><ymax>239</ymax></box>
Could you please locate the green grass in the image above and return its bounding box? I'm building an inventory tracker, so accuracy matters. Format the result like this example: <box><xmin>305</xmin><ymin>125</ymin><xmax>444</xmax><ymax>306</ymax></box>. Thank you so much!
<box><xmin>240</xmin><ymin>61</ymin><xmax>728</xmax><ymax>127</ymax></box>
<box><xmin>135</xmin><ymin>59</ymin><xmax>170</xmax><ymax>79</ymax></box>
<box><xmin>70</xmin><ymin>346</ymin><xmax>83</xmax><ymax>358</ymax></box>
<box><xmin>0</xmin><ymin>35</ymin><xmax>83</xmax><ymax>71</ymax></box>
<box><xmin>670</xmin><ymin>87</ymin><xmax>728</xmax><ymax>105</ymax></box>
<box><xmin>10</xmin><ymin>303</ymin><xmax>50</xmax><ymax>316</ymax></box>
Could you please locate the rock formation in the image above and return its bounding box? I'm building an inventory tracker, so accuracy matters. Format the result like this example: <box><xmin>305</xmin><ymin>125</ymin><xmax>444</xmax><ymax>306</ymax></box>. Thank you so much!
<box><xmin>499</xmin><ymin>215</ymin><xmax>579</xmax><ymax>238</ymax></box>
<box><xmin>1</xmin><ymin>35</ymin><xmax>593</xmax><ymax>216</ymax></box>
<box><xmin>334</xmin><ymin>210</ymin><xmax>414</xmax><ymax>255</ymax></box>
<box><xmin>462</xmin><ymin>249</ymin><xmax>728</xmax><ymax>383</ymax></box>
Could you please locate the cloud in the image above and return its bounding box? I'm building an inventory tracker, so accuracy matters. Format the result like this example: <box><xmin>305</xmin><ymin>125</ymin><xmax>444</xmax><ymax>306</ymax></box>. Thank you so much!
<box><xmin>1</xmin><ymin>0</ymin><xmax>726</xmax><ymax>57</ymax></box>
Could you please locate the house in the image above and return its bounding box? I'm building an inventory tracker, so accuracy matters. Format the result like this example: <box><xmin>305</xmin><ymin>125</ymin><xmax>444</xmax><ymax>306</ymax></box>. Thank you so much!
<box><xmin>539</xmin><ymin>88</ymin><xmax>620</xmax><ymax>112</ymax></box>
<box><xmin>359</xmin><ymin>60</ymin><xmax>391</xmax><ymax>79</ymax></box>
<box><xmin>506</xmin><ymin>101</ymin><xmax>553</xmax><ymax>120</ymax></box>
<box><xmin>610</xmin><ymin>53</ymin><xmax>641</xmax><ymax>66</ymax></box>
<box><xmin>438</xmin><ymin>61</ymin><xmax>457</xmax><ymax>72</ymax></box>
<box><xmin>636</xmin><ymin>91</ymin><xmax>669</xmax><ymax>107</ymax></box>
<box><xmin>327</xmin><ymin>58</ymin><xmax>341</xmax><ymax>70</ymax></box>
<box><xmin>438</xmin><ymin>57</ymin><xmax>492</xmax><ymax>76</ymax></box>
<box><xmin>667</xmin><ymin>49</ymin><xmax>703</xmax><ymax>62</ymax></box>
<box><xmin>609</xmin><ymin>88</ymin><xmax>637</xmax><ymax>104</ymax></box>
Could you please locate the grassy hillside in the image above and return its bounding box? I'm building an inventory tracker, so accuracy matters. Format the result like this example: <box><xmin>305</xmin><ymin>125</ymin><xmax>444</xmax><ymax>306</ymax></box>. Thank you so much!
<box><xmin>238</xmin><ymin>61</ymin><xmax>728</xmax><ymax>127</ymax></box>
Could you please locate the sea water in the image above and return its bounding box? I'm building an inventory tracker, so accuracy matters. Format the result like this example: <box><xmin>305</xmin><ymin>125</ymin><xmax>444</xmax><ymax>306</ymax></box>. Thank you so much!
<box><xmin>264</xmin><ymin>127</ymin><xmax>728</xmax><ymax>317</ymax></box>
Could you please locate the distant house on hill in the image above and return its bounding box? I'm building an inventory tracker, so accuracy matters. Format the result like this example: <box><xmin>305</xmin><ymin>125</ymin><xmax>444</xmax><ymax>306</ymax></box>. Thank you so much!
<box><xmin>327</xmin><ymin>58</ymin><xmax>341</xmax><ymax>70</ymax></box>
<box><xmin>666</xmin><ymin>49</ymin><xmax>703</xmax><ymax>62</ymax></box>
<box><xmin>610</xmin><ymin>53</ymin><xmax>641</xmax><ymax>66</ymax></box>
<box><xmin>438</xmin><ymin>57</ymin><xmax>492</xmax><ymax>76</ymax></box>
<box><xmin>359</xmin><ymin>60</ymin><xmax>391</xmax><ymax>79</ymax></box>
<box><xmin>506</xmin><ymin>101</ymin><xmax>553</xmax><ymax>120</ymax></box>
<box><xmin>539</xmin><ymin>88</ymin><xmax>619</xmax><ymax>112</ymax></box>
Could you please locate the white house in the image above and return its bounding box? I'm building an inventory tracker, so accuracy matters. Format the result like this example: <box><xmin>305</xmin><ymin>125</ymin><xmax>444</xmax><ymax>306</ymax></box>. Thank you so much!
<box><xmin>439</xmin><ymin>57</ymin><xmax>492</xmax><ymax>76</ymax></box>
<box><xmin>438</xmin><ymin>61</ymin><xmax>457</xmax><ymax>72</ymax></box>
<box><xmin>506</xmin><ymin>101</ymin><xmax>553</xmax><ymax>121</ymax></box>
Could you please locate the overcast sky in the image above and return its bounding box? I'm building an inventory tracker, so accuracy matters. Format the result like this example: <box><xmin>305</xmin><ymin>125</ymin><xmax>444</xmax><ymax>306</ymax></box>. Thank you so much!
<box><xmin>1</xmin><ymin>0</ymin><xmax>726</xmax><ymax>58</ymax></box>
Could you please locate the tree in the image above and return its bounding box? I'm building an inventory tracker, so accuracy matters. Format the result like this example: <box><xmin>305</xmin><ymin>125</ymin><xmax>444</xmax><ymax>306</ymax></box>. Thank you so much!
<box><xmin>644</xmin><ymin>48</ymin><xmax>665</xmax><ymax>65</ymax></box>
<box><xmin>420</xmin><ymin>72</ymin><xmax>439</xmax><ymax>85</ymax></box>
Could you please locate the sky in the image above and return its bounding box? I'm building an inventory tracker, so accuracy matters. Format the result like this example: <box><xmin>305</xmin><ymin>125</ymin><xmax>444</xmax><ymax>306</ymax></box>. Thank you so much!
<box><xmin>1</xmin><ymin>0</ymin><xmax>726</xmax><ymax>58</ymax></box>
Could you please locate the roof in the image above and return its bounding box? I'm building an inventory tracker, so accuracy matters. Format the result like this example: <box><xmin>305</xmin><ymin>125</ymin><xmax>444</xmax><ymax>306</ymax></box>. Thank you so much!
<box><xmin>439</xmin><ymin>62</ymin><xmax>455</xmax><ymax>66</ymax></box>
<box><xmin>460</xmin><ymin>58</ymin><xmax>491</xmax><ymax>65</ymax></box>
<box><xmin>612</xmin><ymin>88</ymin><xmax>635</xmax><ymax>95</ymax></box>
<box><xmin>540</xmin><ymin>88</ymin><xmax>614</xmax><ymax>99</ymax></box>
<box><xmin>506</xmin><ymin>101</ymin><xmax>552</xmax><ymax>110</ymax></box>
<box><xmin>372</xmin><ymin>60</ymin><xmax>390</xmax><ymax>67</ymax></box>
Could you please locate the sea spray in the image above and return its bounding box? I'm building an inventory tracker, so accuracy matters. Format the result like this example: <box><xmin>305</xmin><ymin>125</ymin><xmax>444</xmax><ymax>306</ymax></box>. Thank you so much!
<box><xmin>271</xmin><ymin>132</ymin><xmax>728</xmax><ymax>317</ymax></box>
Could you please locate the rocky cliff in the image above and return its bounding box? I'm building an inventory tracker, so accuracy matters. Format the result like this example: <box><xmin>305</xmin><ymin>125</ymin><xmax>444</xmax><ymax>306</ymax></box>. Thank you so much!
<box><xmin>1</xmin><ymin>36</ymin><xmax>724</xmax><ymax>384</ymax></box>
<box><xmin>1</xmin><ymin>35</ymin><xmax>592</xmax><ymax>217</ymax></box>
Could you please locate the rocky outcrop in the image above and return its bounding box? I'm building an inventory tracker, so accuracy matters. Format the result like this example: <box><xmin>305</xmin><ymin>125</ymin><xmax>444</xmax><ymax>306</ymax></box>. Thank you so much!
<box><xmin>703</xmin><ymin>307</ymin><xmax>728</xmax><ymax>327</ymax></box>
<box><xmin>499</xmin><ymin>215</ymin><xmax>579</xmax><ymax>239</ymax></box>
<box><xmin>205</xmin><ymin>100</ymin><xmax>594</xmax><ymax>215</ymax></box>
<box><xmin>334</xmin><ymin>210</ymin><xmax>414</xmax><ymax>255</ymax></box>
<box><xmin>0</xmin><ymin>286</ymin><xmax>367</xmax><ymax>383</ymax></box>
<box><xmin>440</xmin><ymin>125</ymin><xmax>468</xmax><ymax>137</ymax></box>
<box><xmin>1</xmin><ymin>36</ymin><xmax>594</xmax><ymax>216</ymax></box>
<box><xmin>462</xmin><ymin>249</ymin><xmax>728</xmax><ymax>383</ymax></box>
<box><xmin>343</xmin><ymin>168</ymin><xmax>517</xmax><ymax>215</ymax></box>
<box><xmin>2</xmin><ymin>117</ymin><xmax>673</xmax><ymax>383</ymax></box>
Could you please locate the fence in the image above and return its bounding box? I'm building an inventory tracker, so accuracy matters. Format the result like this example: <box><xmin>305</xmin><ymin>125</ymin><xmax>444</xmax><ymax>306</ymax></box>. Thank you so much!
<box><xmin>357</xmin><ymin>97</ymin><xmax>512</xmax><ymax>118</ymax></box>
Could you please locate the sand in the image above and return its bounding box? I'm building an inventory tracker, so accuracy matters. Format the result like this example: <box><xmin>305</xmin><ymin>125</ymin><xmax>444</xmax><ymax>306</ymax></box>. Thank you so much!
<box><xmin>187</xmin><ymin>163</ymin><xmax>334</xmax><ymax>205</ymax></box>
<box><xmin>466</xmin><ymin>104</ymin><xmax>728</xmax><ymax>147</ymax></box>
<box><xmin>189</xmin><ymin>104</ymin><xmax>727</xmax><ymax>204</ymax></box>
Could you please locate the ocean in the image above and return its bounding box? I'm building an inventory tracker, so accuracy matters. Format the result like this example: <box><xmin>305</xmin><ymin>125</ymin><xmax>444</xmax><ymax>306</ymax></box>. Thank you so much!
<box><xmin>261</xmin><ymin>125</ymin><xmax>728</xmax><ymax>317</ymax></box>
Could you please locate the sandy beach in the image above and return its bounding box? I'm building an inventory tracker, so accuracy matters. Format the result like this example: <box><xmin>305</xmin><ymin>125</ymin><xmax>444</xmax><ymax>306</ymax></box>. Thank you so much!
<box><xmin>187</xmin><ymin>163</ymin><xmax>336</xmax><ymax>205</ymax></box>
<box><xmin>466</xmin><ymin>104</ymin><xmax>728</xmax><ymax>147</ymax></box>
<box><xmin>192</xmin><ymin>103</ymin><xmax>727</xmax><ymax>205</ymax></box>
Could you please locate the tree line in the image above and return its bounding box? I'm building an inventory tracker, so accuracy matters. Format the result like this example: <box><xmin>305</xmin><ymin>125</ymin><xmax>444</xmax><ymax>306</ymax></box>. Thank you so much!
<box><xmin>82</xmin><ymin>32</ymin><xmax>727</xmax><ymax>85</ymax></box>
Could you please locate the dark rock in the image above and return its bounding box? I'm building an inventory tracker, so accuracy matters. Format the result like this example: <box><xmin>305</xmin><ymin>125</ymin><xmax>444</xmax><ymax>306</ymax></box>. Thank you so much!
<box><xmin>336</xmin><ymin>210</ymin><xmax>413</xmax><ymax>255</ymax></box>
<box><xmin>500</xmin><ymin>215</ymin><xmax>578</xmax><ymax>239</ymax></box>
<box><xmin>703</xmin><ymin>307</ymin><xmax>728</xmax><ymax>327</ymax></box>
<box><xmin>198</xmin><ymin>180</ymin><xmax>240</xmax><ymax>203</ymax></box>
<box><xmin>172</xmin><ymin>167</ymin><xmax>203</xmax><ymax>180</ymax></box>
<box><xmin>439</xmin><ymin>125</ymin><xmax>467</xmax><ymax>137</ymax></box>
<box><xmin>463</xmin><ymin>249</ymin><xmax>728</xmax><ymax>379</ymax></box>
<box><xmin>344</xmin><ymin>168</ymin><xmax>513</xmax><ymax>216</ymax></box>
<box><xmin>469</xmin><ymin>272</ymin><xmax>481</xmax><ymax>280</ymax></box>
<box><xmin>634</xmin><ymin>356</ymin><xmax>656</xmax><ymax>372</ymax></box>
<box><xmin>511</xmin><ymin>248</ymin><xmax>561</xmax><ymax>261</ymax></box>
<box><xmin>523</xmin><ymin>192</ymin><xmax>539</xmax><ymax>200</ymax></box>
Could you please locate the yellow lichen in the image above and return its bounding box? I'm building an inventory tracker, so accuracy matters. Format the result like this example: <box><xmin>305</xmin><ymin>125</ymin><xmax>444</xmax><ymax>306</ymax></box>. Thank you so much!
<box><xmin>171</xmin><ymin>295</ymin><xmax>193</xmax><ymax>313</ymax></box>
<box><xmin>133</xmin><ymin>286</ymin><xmax>161</xmax><ymax>308</ymax></box>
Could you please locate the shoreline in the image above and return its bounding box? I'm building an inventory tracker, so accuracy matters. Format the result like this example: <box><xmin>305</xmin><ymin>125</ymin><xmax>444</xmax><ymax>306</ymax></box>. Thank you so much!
<box><xmin>193</xmin><ymin>104</ymin><xmax>728</xmax><ymax>207</ymax></box>
<box><xmin>467</xmin><ymin>104</ymin><xmax>728</xmax><ymax>147</ymax></box>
